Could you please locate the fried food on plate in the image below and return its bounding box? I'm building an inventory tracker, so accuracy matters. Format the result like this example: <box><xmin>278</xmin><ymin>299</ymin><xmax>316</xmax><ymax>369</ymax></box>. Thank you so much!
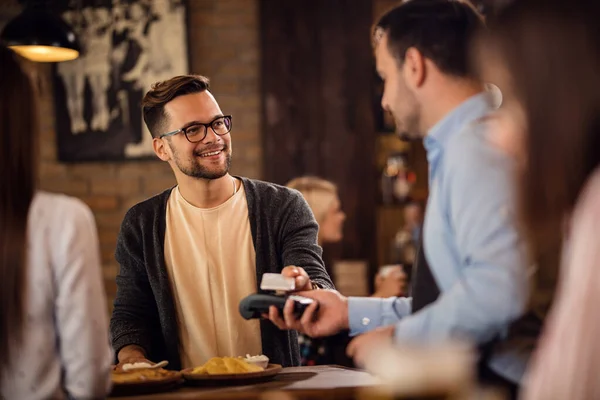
<box><xmin>191</xmin><ymin>357</ymin><xmax>264</xmax><ymax>375</ymax></box>
<box><xmin>112</xmin><ymin>368</ymin><xmax>177</xmax><ymax>384</ymax></box>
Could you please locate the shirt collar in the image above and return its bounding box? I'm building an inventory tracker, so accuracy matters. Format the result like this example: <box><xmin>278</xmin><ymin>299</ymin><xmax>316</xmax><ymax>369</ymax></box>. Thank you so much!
<box><xmin>423</xmin><ymin>92</ymin><xmax>492</xmax><ymax>155</ymax></box>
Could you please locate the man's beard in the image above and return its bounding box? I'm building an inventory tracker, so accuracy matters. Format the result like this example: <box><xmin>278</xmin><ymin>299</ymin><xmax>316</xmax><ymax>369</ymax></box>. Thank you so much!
<box><xmin>394</xmin><ymin>103</ymin><xmax>422</xmax><ymax>142</ymax></box>
<box><xmin>172</xmin><ymin>144</ymin><xmax>232</xmax><ymax>180</ymax></box>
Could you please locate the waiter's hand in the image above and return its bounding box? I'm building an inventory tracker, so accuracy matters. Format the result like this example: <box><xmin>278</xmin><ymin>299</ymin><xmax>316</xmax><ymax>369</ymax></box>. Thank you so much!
<box><xmin>346</xmin><ymin>325</ymin><xmax>396</xmax><ymax>368</ymax></box>
<box><xmin>265</xmin><ymin>289</ymin><xmax>350</xmax><ymax>338</ymax></box>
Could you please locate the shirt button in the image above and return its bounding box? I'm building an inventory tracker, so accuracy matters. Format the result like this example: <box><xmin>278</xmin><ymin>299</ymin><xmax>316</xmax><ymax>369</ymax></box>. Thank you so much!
<box><xmin>362</xmin><ymin>317</ymin><xmax>370</xmax><ymax>326</ymax></box>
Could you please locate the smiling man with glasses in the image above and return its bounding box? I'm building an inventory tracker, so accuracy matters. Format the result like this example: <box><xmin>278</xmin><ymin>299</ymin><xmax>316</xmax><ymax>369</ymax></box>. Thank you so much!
<box><xmin>109</xmin><ymin>75</ymin><xmax>333</xmax><ymax>371</ymax></box>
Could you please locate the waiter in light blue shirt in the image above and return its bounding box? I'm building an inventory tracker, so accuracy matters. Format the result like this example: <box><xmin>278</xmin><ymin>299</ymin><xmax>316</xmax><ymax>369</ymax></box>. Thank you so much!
<box><xmin>266</xmin><ymin>1</ymin><xmax>534</xmax><ymax>396</ymax></box>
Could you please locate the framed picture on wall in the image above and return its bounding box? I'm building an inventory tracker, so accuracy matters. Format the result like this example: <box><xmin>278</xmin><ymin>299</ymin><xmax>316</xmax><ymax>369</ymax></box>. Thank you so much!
<box><xmin>53</xmin><ymin>0</ymin><xmax>190</xmax><ymax>162</ymax></box>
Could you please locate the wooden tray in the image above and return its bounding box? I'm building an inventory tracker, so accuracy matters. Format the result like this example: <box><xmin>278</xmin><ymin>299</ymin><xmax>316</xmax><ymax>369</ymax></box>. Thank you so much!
<box><xmin>182</xmin><ymin>363</ymin><xmax>282</xmax><ymax>386</ymax></box>
<box><xmin>110</xmin><ymin>371</ymin><xmax>183</xmax><ymax>397</ymax></box>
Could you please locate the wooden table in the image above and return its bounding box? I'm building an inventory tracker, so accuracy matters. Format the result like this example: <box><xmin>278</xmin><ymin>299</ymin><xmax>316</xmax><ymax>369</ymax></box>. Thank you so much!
<box><xmin>109</xmin><ymin>365</ymin><xmax>383</xmax><ymax>400</ymax></box>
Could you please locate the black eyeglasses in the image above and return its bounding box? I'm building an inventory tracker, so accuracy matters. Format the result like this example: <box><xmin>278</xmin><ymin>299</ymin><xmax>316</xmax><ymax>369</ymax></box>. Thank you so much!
<box><xmin>159</xmin><ymin>115</ymin><xmax>232</xmax><ymax>143</ymax></box>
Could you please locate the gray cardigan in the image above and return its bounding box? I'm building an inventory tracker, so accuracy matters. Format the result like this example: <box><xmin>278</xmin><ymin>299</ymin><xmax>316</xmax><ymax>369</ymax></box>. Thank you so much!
<box><xmin>109</xmin><ymin>177</ymin><xmax>334</xmax><ymax>370</ymax></box>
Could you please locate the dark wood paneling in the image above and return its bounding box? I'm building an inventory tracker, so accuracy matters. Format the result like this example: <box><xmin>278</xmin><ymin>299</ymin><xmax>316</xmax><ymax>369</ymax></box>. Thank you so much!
<box><xmin>260</xmin><ymin>0</ymin><xmax>377</xmax><ymax>285</ymax></box>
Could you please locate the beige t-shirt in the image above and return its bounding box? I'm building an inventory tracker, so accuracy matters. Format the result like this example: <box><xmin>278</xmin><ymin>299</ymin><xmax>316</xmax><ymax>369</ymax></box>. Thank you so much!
<box><xmin>164</xmin><ymin>183</ymin><xmax>262</xmax><ymax>369</ymax></box>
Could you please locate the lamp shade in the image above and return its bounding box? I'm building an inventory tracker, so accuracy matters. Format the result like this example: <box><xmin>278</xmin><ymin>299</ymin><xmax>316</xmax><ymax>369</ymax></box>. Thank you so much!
<box><xmin>1</xmin><ymin>7</ymin><xmax>80</xmax><ymax>62</ymax></box>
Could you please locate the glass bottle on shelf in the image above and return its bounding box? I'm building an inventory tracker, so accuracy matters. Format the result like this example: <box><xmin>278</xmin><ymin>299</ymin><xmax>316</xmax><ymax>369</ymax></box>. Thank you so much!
<box><xmin>380</xmin><ymin>152</ymin><xmax>416</xmax><ymax>205</ymax></box>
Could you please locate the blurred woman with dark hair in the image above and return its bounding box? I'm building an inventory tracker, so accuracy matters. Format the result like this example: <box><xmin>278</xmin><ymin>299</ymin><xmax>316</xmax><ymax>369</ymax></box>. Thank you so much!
<box><xmin>475</xmin><ymin>1</ymin><xmax>600</xmax><ymax>398</ymax></box>
<box><xmin>0</xmin><ymin>46</ymin><xmax>112</xmax><ymax>399</ymax></box>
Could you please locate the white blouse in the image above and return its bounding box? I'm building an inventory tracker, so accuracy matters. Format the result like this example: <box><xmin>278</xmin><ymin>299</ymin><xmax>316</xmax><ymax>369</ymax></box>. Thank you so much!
<box><xmin>1</xmin><ymin>192</ymin><xmax>113</xmax><ymax>400</ymax></box>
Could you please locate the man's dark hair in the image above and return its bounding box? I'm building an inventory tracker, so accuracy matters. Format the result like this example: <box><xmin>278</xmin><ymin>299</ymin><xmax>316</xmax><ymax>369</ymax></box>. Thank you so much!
<box><xmin>142</xmin><ymin>74</ymin><xmax>210</xmax><ymax>138</ymax></box>
<box><xmin>375</xmin><ymin>0</ymin><xmax>485</xmax><ymax>77</ymax></box>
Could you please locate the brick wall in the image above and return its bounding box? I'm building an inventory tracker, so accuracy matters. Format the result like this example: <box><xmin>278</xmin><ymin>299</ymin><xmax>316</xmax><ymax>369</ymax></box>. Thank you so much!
<box><xmin>1</xmin><ymin>0</ymin><xmax>261</xmax><ymax>312</ymax></box>
<box><xmin>2</xmin><ymin>0</ymin><xmax>399</xmax><ymax>313</ymax></box>
<box><xmin>187</xmin><ymin>0</ymin><xmax>262</xmax><ymax>179</ymax></box>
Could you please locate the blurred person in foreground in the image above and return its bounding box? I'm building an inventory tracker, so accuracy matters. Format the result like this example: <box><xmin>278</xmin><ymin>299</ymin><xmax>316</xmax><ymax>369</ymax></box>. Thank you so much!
<box><xmin>110</xmin><ymin>75</ymin><xmax>334</xmax><ymax>372</ymax></box>
<box><xmin>268</xmin><ymin>1</ymin><xmax>532</xmax><ymax>396</ymax></box>
<box><xmin>0</xmin><ymin>46</ymin><xmax>112</xmax><ymax>399</ymax></box>
<box><xmin>286</xmin><ymin>177</ymin><xmax>406</xmax><ymax>365</ymax></box>
<box><xmin>476</xmin><ymin>1</ymin><xmax>600</xmax><ymax>399</ymax></box>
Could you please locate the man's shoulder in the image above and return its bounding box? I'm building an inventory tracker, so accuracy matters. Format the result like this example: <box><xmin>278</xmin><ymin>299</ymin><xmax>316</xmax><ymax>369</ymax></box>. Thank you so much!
<box><xmin>445</xmin><ymin>116</ymin><xmax>514</xmax><ymax>171</ymax></box>
<box><xmin>442</xmin><ymin>116</ymin><xmax>517</xmax><ymax>200</ymax></box>
<box><xmin>124</xmin><ymin>187</ymin><xmax>174</xmax><ymax>222</ymax></box>
<box><xmin>241</xmin><ymin>177</ymin><xmax>302</xmax><ymax>202</ymax></box>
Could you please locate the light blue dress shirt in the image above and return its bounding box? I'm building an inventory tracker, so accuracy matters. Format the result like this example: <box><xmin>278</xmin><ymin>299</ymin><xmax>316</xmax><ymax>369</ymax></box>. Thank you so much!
<box><xmin>348</xmin><ymin>93</ymin><xmax>530</xmax><ymax>383</ymax></box>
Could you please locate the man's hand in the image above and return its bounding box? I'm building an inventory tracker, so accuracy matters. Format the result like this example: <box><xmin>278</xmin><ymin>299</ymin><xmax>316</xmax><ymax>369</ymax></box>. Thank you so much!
<box><xmin>281</xmin><ymin>265</ymin><xmax>312</xmax><ymax>291</ymax></box>
<box><xmin>263</xmin><ymin>266</ymin><xmax>313</xmax><ymax>330</ymax></box>
<box><xmin>346</xmin><ymin>325</ymin><xmax>396</xmax><ymax>368</ymax></box>
<box><xmin>265</xmin><ymin>289</ymin><xmax>349</xmax><ymax>338</ymax></box>
<box><xmin>114</xmin><ymin>345</ymin><xmax>153</xmax><ymax>371</ymax></box>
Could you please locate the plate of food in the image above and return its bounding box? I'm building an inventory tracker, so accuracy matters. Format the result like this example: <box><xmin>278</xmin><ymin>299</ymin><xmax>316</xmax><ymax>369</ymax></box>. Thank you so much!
<box><xmin>182</xmin><ymin>355</ymin><xmax>282</xmax><ymax>386</ymax></box>
<box><xmin>110</xmin><ymin>367</ymin><xmax>183</xmax><ymax>396</ymax></box>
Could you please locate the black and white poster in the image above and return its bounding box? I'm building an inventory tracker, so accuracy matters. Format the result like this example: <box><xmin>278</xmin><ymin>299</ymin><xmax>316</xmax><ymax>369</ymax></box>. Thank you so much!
<box><xmin>53</xmin><ymin>0</ymin><xmax>189</xmax><ymax>162</ymax></box>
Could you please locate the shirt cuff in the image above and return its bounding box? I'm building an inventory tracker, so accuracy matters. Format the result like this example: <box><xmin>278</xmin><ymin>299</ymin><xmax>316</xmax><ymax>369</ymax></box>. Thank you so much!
<box><xmin>348</xmin><ymin>297</ymin><xmax>385</xmax><ymax>336</ymax></box>
<box><xmin>348</xmin><ymin>296</ymin><xmax>412</xmax><ymax>336</ymax></box>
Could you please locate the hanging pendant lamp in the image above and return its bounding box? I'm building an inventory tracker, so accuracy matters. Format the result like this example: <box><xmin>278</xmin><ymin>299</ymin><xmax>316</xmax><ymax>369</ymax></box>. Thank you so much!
<box><xmin>1</xmin><ymin>2</ymin><xmax>80</xmax><ymax>63</ymax></box>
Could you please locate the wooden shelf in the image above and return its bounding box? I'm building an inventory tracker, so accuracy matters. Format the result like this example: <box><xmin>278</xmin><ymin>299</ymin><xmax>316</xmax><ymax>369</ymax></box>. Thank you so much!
<box><xmin>375</xmin><ymin>134</ymin><xmax>411</xmax><ymax>170</ymax></box>
<box><xmin>376</xmin><ymin>206</ymin><xmax>405</xmax><ymax>267</ymax></box>
<box><xmin>375</xmin><ymin>137</ymin><xmax>428</xmax><ymax>268</ymax></box>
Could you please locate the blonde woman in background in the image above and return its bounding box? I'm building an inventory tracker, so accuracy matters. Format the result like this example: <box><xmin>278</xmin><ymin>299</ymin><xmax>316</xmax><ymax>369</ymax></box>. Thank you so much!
<box><xmin>286</xmin><ymin>177</ymin><xmax>346</xmax><ymax>246</ymax></box>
